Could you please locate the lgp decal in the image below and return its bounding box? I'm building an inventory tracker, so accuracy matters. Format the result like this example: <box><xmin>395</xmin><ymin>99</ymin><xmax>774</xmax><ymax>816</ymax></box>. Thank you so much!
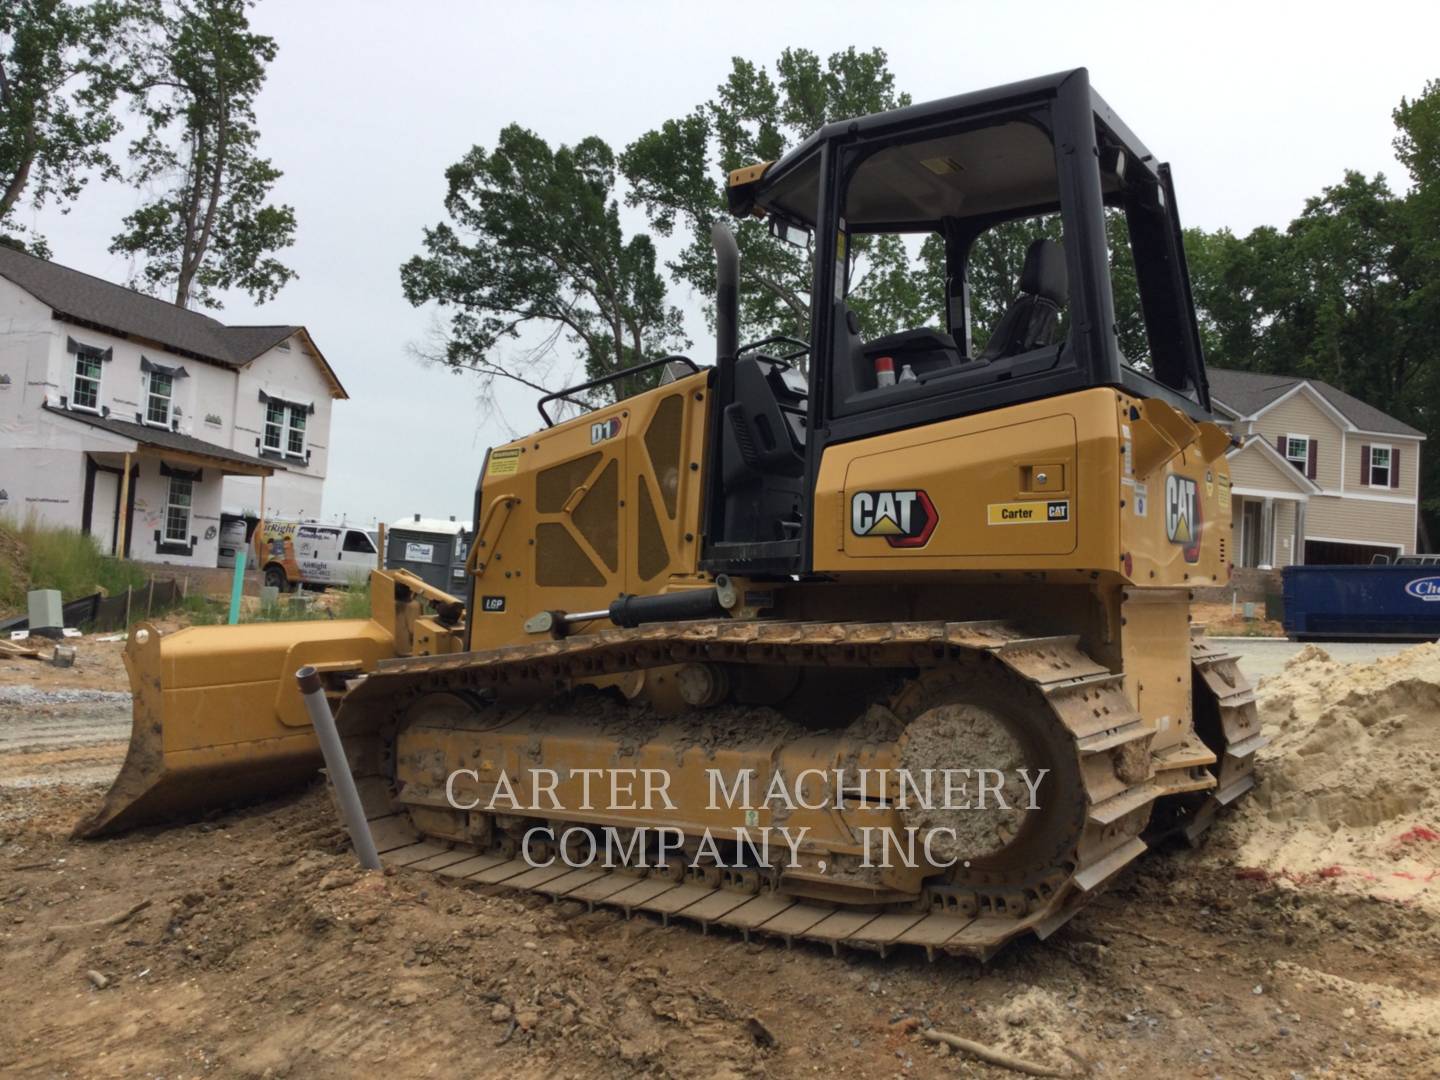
<box><xmin>1165</xmin><ymin>474</ymin><xmax>1202</xmax><ymax>563</ymax></box>
<box><xmin>851</xmin><ymin>489</ymin><xmax>938</xmax><ymax>547</ymax></box>
<box><xmin>481</xmin><ymin>595</ymin><xmax>506</xmax><ymax>612</ymax></box>
<box><xmin>1404</xmin><ymin>577</ymin><xmax>1440</xmax><ymax>602</ymax></box>
<box><xmin>590</xmin><ymin>417</ymin><xmax>622</xmax><ymax>444</ymax></box>
<box><xmin>987</xmin><ymin>500</ymin><xmax>1069</xmax><ymax>525</ymax></box>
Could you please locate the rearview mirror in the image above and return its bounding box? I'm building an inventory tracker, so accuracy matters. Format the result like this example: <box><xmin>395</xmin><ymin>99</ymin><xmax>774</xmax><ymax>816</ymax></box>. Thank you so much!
<box><xmin>768</xmin><ymin>215</ymin><xmax>811</xmax><ymax>248</ymax></box>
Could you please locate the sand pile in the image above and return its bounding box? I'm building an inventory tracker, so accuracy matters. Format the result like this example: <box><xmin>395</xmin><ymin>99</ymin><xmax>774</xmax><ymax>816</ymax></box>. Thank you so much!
<box><xmin>1222</xmin><ymin>642</ymin><xmax>1440</xmax><ymax>908</ymax></box>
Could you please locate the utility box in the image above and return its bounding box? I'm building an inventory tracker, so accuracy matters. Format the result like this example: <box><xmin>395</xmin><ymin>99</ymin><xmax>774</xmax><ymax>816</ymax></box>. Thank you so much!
<box><xmin>28</xmin><ymin>589</ymin><xmax>63</xmax><ymax>639</ymax></box>
<box><xmin>385</xmin><ymin>515</ymin><xmax>471</xmax><ymax>594</ymax></box>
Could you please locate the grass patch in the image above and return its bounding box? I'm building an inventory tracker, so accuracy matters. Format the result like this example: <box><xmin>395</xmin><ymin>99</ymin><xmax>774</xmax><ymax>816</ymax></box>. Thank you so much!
<box><xmin>0</xmin><ymin>515</ymin><xmax>149</xmax><ymax>615</ymax></box>
<box><xmin>178</xmin><ymin>581</ymin><xmax>372</xmax><ymax>626</ymax></box>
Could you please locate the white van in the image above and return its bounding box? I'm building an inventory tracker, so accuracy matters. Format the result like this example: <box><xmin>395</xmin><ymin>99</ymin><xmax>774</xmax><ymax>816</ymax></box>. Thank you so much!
<box><xmin>255</xmin><ymin>519</ymin><xmax>378</xmax><ymax>590</ymax></box>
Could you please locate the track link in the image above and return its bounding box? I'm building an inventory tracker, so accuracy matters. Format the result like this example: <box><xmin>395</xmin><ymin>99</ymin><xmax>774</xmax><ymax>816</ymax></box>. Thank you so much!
<box><xmin>334</xmin><ymin>619</ymin><xmax>1220</xmax><ymax>960</ymax></box>
<box><xmin>1178</xmin><ymin>634</ymin><xmax>1267</xmax><ymax>843</ymax></box>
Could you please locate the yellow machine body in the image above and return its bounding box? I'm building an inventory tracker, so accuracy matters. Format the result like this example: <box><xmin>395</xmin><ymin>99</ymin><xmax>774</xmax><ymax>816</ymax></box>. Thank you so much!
<box><xmin>79</xmin><ymin>69</ymin><xmax>1263</xmax><ymax>959</ymax></box>
<box><xmin>83</xmin><ymin>378</ymin><xmax>1234</xmax><ymax>839</ymax></box>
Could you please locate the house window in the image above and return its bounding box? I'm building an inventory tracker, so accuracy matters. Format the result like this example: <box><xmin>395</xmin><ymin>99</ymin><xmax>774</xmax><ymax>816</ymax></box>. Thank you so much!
<box><xmin>262</xmin><ymin>399</ymin><xmax>307</xmax><ymax>457</ymax></box>
<box><xmin>145</xmin><ymin>370</ymin><xmax>174</xmax><ymax>426</ymax></box>
<box><xmin>263</xmin><ymin>400</ymin><xmax>286</xmax><ymax>451</ymax></box>
<box><xmin>287</xmin><ymin>407</ymin><xmax>306</xmax><ymax>455</ymax></box>
<box><xmin>165</xmin><ymin>475</ymin><xmax>193</xmax><ymax>543</ymax></box>
<box><xmin>72</xmin><ymin>349</ymin><xmax>103</xmax><ymax>411</ymax></box>
<box><xmin>1370</xmin><ymin>446</ymin><xmax>1391</xmax><ymax>487</ymax></box>
<box><xmin>1285</xmin><ymin>435</ymin><xmax>1309</xmax><ymax>472</ymax></box>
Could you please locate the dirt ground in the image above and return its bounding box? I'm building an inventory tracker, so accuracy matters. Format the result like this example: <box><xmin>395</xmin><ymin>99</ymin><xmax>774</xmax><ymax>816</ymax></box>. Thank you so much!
<box><xmin>1190</xmin><ymin>601</ymin><xmax>1285</xmax><ymax>639</ymax></box>
<box><xmin>1</xmin><ymin>636</ymin><xmax>1438</xmax><ymax>1078</ymax></box>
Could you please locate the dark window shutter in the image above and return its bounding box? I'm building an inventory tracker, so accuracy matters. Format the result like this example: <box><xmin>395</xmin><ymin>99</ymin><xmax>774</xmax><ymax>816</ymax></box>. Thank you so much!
<box><xmin>1306</xmin><ymin>439</ymin><xmax>1317</xmax><ymax>480</ymax></box>
<box><xmin>1392</xmin><ymin>448</ymin><xmax>1401</xmax><ymax>489</ymax></box>
<box><xmin>1360</xmin><ymin>445</ymin><xmax>1371</xmax><ymax>485</ymax></box>
<box><xmin>1276</xmin><ymin>435</ymin><xmax>1287</xmax><ymax>456</ymax></box>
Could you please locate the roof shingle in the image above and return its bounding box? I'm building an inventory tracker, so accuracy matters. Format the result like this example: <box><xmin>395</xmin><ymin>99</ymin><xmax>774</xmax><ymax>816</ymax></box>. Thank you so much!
<box><xmin>1207</xmin><ymin>367</ymin><xmax>1423</xmax><ymax>438</ymax></box>
<box><xmin>45</xmin><ymin>405</ymin><xmax>283</xmax><ymax>473</ymax></box>
<box><xmin>0</xmin><ymin>244</ymin><xmax>298</xmax><ymax>368</ymax></box>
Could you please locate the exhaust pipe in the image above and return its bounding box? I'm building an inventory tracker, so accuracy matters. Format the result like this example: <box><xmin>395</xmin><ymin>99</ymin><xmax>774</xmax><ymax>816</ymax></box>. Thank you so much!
<box><xmin>711</xmin><ymin>222</ymin><xmax>739</xmax><ymax>364</ymax></box>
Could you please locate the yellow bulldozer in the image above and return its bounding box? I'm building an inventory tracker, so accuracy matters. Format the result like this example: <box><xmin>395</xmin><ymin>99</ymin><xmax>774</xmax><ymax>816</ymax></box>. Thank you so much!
<box><xmin>78</xmin><ymin>69</ymin><xmax>1262</xmax><ymax>960</ymax></box>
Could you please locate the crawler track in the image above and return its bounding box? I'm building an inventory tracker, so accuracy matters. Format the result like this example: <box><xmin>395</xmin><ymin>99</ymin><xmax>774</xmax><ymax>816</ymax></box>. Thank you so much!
<box><xmin>334</xmin><ymin>619</ymin><xmax>1245</xmax><ymax>959</ymax></box>
<box><xmin>1180</xmin><ymin>634</ymin><xmax>1267</xmax><ymax>843</ymax></box>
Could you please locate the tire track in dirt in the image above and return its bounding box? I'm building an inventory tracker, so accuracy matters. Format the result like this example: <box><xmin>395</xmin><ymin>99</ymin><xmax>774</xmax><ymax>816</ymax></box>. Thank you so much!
<box><xmin>0</xmin><ymin>688</ymin><xmax>130</xmax><ymax>821</ymax></box>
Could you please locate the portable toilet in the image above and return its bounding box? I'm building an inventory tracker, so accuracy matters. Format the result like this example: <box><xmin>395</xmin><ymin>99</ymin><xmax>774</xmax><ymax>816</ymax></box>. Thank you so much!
<box><xmin>386</xmin><ymin>514</ymin><xmax>471</xmax><ymax>593</ymax></box>
<box><xmin>216</xmin><ymin>510</ymin><xmax>257</xmax><ymax>569</ymax></box>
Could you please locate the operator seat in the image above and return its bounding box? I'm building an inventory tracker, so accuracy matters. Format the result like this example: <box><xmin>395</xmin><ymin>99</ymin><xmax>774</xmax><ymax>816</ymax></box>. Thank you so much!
<box><xmin>978</xmin><ymin>238</ymin><xmax>1068</xmax><ymax>362</ymax></box>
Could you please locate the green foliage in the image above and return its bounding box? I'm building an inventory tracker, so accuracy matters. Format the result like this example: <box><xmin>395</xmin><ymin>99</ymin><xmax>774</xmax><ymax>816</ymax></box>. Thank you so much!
<box><xmin>401</xmin><ymin>124</ymin><xmax>688</xmax><ymax>408</ymax></box>
<box><xmin>0</xmin><ymin>0</ymin><xmax>141</xmax><ymax>250</ymax></box>
<box><xmin>109</xmin><ymin>0</ymin><xmax>294</xmax><ymax>309</ymax></box>
<box><xmin>403</xmin><ymin>49</ymin><xmax>1439</xmax><ymax>541</ymax></box>
<box><xmin>1182</xmin><ymin>79</ymin><xmax>1440</xmax><ymax>538</ymax></box>
<box><xmin>621</xmin><ymin>47</ymin><xmax>930</xmax><ymax>361</ymax></box>
<box><xmin>0</xmin><ymin>515</ymin><xmax>147</xmax><ymax>613</ymax></box>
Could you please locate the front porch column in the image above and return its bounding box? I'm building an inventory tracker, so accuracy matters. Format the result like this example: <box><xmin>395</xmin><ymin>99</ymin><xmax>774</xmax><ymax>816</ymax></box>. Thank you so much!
<box><xmin>116</xmin><ymin>451</ymin><xmax>132</xmax><ymax>558</ymax></box>
<box><xmin>1293</xmin><ymin>500</ymin><xmax>1307</xmax><ymax>566</ymax></box>
<box><xmin>1258</xmin><ymin>497</ymin><xmax>1275</xmax><ymax>570</ymax></box>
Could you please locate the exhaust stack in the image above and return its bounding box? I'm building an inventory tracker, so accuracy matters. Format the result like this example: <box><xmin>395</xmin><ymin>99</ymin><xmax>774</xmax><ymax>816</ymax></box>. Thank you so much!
<box><xmin>711</xmin><ymin>222</ymin><xmax>739</xmax><ymax>364</ymax></box>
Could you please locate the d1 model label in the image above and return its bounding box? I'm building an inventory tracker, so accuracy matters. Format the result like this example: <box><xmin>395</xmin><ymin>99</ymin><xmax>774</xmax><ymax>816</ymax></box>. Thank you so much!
<box><xmin>590</xmin><ymin>417</ymin><xmax>622</xmax><ymax>444</ymax></box>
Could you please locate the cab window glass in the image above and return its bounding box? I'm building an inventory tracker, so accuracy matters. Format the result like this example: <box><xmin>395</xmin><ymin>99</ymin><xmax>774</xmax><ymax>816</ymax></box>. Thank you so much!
<box><xmin>832</xmin><ymin>116</ymin><xmax>1067</xmax><ymax>410</ymax></box>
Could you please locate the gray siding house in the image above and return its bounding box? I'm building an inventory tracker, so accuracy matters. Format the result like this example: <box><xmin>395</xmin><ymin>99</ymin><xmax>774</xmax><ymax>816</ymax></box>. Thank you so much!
<box><xmin>1208</xmin><ymin>368</ymin><xmax>1424</xmax><ymax>567</ymax></box>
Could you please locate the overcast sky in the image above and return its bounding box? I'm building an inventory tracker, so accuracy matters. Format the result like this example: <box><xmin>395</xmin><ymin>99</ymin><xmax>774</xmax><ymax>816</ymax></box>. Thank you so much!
<box><xmin>16</xmin><ymin>0</ymin><xmax>1440</xmax><ymax>526</ymax></box>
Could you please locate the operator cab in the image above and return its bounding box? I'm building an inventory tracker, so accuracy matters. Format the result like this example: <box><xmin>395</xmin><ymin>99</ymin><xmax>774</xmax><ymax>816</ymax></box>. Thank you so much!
<box><xmin>702</xmin><ymin>68</ymin><xmax>1212</xmax><ymax>574</ymax></box>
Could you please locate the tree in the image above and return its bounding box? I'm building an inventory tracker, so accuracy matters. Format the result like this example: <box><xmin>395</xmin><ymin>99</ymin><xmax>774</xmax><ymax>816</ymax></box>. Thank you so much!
<box><xmin>1181</xmin><ymin>112</ymin><xmax>1440</xmax><ymax>540</ymax></box>
<box><xmin>621</xmin><ymin>48</ymin><xmax>936</xmax><ymax>365</ymax></box>
<box><xmin>0</xmin><ymin>0</ymin><xmax>138</xmax><ymax>253</ymax></box>
<box><xmin>109</xmin><ymin>0</ymin><xmax>293</xmax><ymax>309</ymax></box>
<box><xmin>400</xmin><ymin>124</ymin><xmax>688</xmax><ymax>412</ymax></box>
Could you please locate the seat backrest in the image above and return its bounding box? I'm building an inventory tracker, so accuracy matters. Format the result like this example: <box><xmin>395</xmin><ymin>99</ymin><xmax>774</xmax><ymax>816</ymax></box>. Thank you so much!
<box><xmin>841</xmin><ymin>306</ymin><xmax>872</xmax><ymax>390</ymax></box>
<box><xmin>978</xmin><ymin>238</ymin><xmax>1068</xmax><ymax>362</ymax></box>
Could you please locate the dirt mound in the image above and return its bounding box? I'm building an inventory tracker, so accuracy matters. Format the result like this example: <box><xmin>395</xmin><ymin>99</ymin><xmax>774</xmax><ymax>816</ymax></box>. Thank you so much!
<box><xmin>1220</xmin><ymin>642</ymin><xmax>1440</xmax><ymax>909</ymax></box>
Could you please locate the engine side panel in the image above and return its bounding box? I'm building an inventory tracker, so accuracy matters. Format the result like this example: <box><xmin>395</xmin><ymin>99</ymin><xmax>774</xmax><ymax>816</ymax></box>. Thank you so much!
<box><xmin>467</xmin><ymin>371</ymin><xmax>712</xmax><ymax>652</ymax></box>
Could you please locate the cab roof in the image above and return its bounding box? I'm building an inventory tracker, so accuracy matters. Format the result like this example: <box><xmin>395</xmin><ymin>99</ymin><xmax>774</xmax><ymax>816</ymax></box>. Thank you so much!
<box><xmin>728</xmin><ymin>68</ymin><xmax>1155</xmax><ymax>232</ymax></box>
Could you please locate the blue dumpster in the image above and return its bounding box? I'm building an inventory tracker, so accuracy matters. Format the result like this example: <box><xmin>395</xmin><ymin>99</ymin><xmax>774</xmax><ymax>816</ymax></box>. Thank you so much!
<box><xmin>1282</xmin><ymin>564</ymin><xmax>1440</xmax><ymax>641</ymax></box>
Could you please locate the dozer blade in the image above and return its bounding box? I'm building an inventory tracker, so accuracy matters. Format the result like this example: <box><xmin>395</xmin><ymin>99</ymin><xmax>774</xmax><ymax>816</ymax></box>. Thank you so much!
<box><xmin>72</xmin><ymin>617</ymin><xmax>397</xmax><ymax>838</ymax></box>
